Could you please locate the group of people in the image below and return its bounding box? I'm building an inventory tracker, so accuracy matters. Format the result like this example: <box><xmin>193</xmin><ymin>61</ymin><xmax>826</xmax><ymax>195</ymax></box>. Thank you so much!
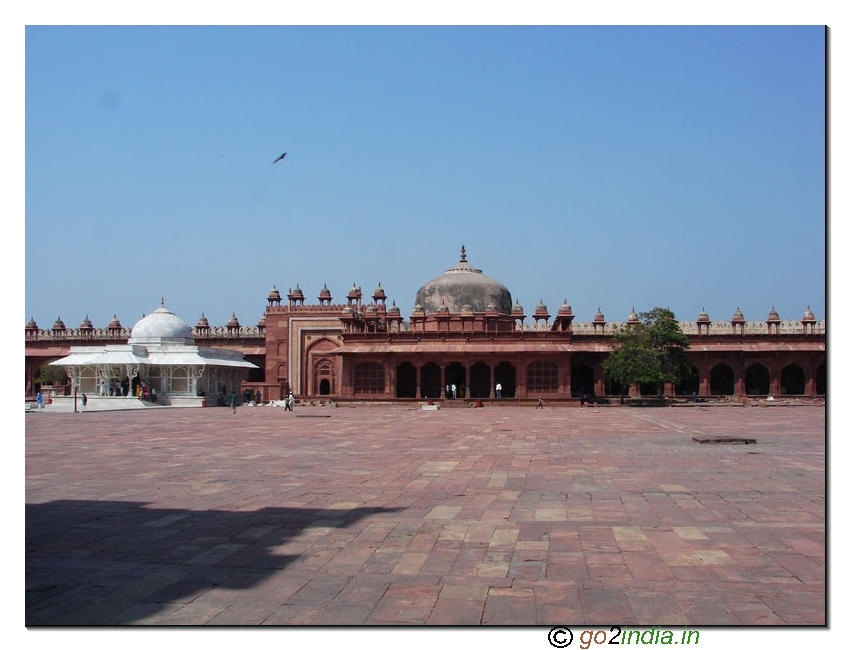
<box><xmin>99</xmin><ymin>379</ymin><xmax>130</xmax><ymax>397</ymax></box>
<box><xmin>231</xmin><ymin>390</ymin><xmax>294</xmax><ymax>413</ymax></box>
<box><xmin>242</xmin><ymin>388</ymin><xmax>262</xmax><ymax>404</ymax></box>
<box><xmin>444</xmin><ymin>383</ymin><xmax>504</xmax><ymax>399</ymax></box>
<box><xmin>134</xmin><ymin>380</ymin><xmax>156</xmax><ymax>402</ymax></box>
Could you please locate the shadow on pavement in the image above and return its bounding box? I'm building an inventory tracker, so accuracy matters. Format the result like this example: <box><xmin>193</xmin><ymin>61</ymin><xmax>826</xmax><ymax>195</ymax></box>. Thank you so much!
<box><xmin>26</xmin><ymin>499</ymin><xmax>402</xmax><ymax>625</ymax></box>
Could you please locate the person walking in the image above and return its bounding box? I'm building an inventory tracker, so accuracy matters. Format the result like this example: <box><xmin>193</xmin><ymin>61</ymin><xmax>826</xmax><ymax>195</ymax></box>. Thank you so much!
<box><xmin>451</xmin><ymin>383</ymin><xmax>457</xmax><ymax>399</ymax></box>
<box><xmin>36</xmin><ymin>391</ymin><xmax>43</xmax><ymax>409</ymax></box>
<box><xmin>231</xmin><ymin>392</ymin><xmax>237</xmax><ymax>414</ymax></box>
<box><xmin>536</xmin><ymin>395</ymin><xmax>544</xmax><ymax>409</ymax></box>
<box><xmin>495</xmin><ymin>382</ymin><xmax>502</xmax><ymax>399</ymax></box>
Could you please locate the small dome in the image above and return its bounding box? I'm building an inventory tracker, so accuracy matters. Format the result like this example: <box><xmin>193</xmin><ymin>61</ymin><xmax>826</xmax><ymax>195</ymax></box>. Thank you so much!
<box><xmin>52</xmin><ymin>317</ymin><xmax>66</xmax><ymax>331</ymax></box>
<box><xmin>767</xmin><ymin>306</ymin><xmax>780</xmax><ymax>322</ymax></box>
<box><xmin>559</xmin><ymin>299</ymin><xmax>573</xmax><ymax>316</ymax></box>
<box><xmin>342</xmin><ymin>306</ymin><xmax>355</xmax><ymax>315</ymax></box>
<box><xmin>257</xmin><ymin>314</ymin><xmax>266</xmax><ymax>328</ymax></box>
<box><xmin>348</xmin><ymin>283</ymin><xmax>362</xmax><ymax>300</ymax></box>
<box><xmin>731</xmin><ymin>307</ymin><xmax>745</xmax><ymax>323</ymax></box>
<box><xmin>318</xmin><ymin>284</ymin><xmax>332</xmax><ymax>301</ymax></box>
<box><xmin>79</xmin><ymin>315</ymin><xmax>93</xmax><ymax>330</ymax></box>
<box><xmin>534</xmin><ymin>300</ymin><xmax>549</xmax><ymax>317</ymax></box>
<box><xmin>196</xmin><ymin>313</ymin><xmax>210</xmax><ymax>328</ymax></box>
<box><xmin>289</xmin><ymin>285</ymin><xmax>304</xmax><ymax>300</ymax></box>
<box><xmin>129</xmin><ymin>303</ymin><xmax>192</xmax><ymax>343</ymax></box>
<box><xmin>461</xmin><ymin>303</ymin><xmax>474</xmax><ymax>314</ymax></box>
<box><xmin>26</xmin><ymin>317</ymin><xmax>38</xmax><ymax>331</ymax></box>
<box><xmin>803</xmin><ymin>306</ymin><xmax>816</xmax><ymax>322</ymax></box>
<box><xmin>437</xmin><ymin>302</ymin><xmax>450</xmax><ymax>313</ymax></box>
<box><xmin>511</xmin><ymin>300</ymin><xmax>525</xmax><ymax>316</ymax></box>
<box><xmin>108</xmin><ymin>315</ymin><xmax>122</xmax><ymax>329</ymax></box>
<box><xmin>268</xmin><ymin>285</ymin><xmax>281</xmax><ymax>301</ymax></box>
<box><xmin>388</xmin><ymin>300</ymin><xmax>401</xmax><ymax>315</ymax></box>
<box><xmin>412</xmin><ymin>302</ymin><xmax>425</xmax><ymax>315</ymax></box>
<box><xmin>627</xmin><ymin>307</ymin><xmax>639</xmax><ymax>323</ymax></box>
<box><xmin>227</xmin><ymin>312</ymin><xmax>241</xmax><ymax>328</ymax></box>
<box><xmin>593</xmin><ymin>308</ymin><xmax>605</xmax><ymax>323</ymax></box>
<box><xmin>373</xmin><ymin>283</ymin><xmax>386</xmax><ymax>300</ymax></box>
<box><xmin>365</xmin><ymin>304</ymin><xmax>378</xmax><ymax>314</ymax></box>
<box><xmin>697</xmin><ymin>307</ymin><xmax>710</xmax><ymax>322</ymax></box>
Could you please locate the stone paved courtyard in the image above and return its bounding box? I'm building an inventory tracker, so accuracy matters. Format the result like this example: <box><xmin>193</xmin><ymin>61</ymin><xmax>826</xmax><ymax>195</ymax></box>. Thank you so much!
<box><xmin>25</xmin><ymin>403</ymin><xmax>826</xmax><ymax>626</ymax></box>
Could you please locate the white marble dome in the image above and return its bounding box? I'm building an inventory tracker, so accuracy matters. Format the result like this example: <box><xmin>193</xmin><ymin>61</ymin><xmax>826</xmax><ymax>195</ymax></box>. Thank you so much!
<box><xmin>129</xmin><ymin>302</ymin><xmax>193</xmax><ymax>344</ymax></box>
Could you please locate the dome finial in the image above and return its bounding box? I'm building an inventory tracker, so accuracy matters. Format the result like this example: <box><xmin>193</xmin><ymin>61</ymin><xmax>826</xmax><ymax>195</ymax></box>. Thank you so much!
<box><xmin>460</xmin><ymin>245</ymin><xmax>467</xmax><ymax>263</ymax></box>
<box><xmin>160</xmin><ymin>296</ymin><xmax>165</xmax><ymax>307</ymax></box>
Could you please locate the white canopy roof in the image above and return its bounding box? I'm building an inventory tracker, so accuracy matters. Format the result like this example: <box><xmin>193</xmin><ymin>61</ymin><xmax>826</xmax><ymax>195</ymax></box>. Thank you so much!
<box><xmin>50</xmin><ymin>344</ymin><xmax>257</xmax><ymax>369</ymax></box>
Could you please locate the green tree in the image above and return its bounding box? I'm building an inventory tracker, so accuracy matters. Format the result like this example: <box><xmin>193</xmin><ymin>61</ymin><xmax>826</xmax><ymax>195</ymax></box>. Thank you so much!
<box><xmin>602</xmin><ymin>308</ymin><xmax>692</xmax><ymax>399</ymax></box>
<box><xmin>36</xmin><ymin>363</ymin><xmax>69</xmax><ymax>386</ymax></box>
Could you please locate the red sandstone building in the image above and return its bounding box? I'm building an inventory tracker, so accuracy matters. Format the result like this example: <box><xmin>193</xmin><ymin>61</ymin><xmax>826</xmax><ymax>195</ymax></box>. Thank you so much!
<box><xmin>25</xmin><ymin>247</ymin><xmax>826</xmax><ymax>405</ymax></box>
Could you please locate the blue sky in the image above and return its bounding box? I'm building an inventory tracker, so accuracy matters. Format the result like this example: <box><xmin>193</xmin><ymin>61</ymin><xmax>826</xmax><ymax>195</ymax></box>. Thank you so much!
<box><xmin>23</xmin><ymin>23</ymin><xmax>826</xmax><ymax>331</ymax></box>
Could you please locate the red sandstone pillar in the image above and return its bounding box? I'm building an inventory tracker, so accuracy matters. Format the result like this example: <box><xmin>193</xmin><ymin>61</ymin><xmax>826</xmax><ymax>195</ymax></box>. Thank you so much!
<box><xmin>770</xmin><ymin>377</ymin><xmax>781</xmax><ymax>397</ymax></box>
<box><xmin>735</xmin><ymin>377</ymin><xmax>745</xmax><ymax>397</ymax></box>
<box><xmin>386</xmin><ymin>362</ymin><xmax>396</xmax><ymax>398</ymax></box>
<box><xmin>515</xmin><ymin>362</ymin><xmax>528</xmax><ymax>399</ymax></box>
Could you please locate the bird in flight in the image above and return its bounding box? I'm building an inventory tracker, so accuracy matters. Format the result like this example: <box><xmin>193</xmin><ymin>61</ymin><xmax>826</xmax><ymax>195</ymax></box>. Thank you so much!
<box><xmin>273</xmin><ymin>152</ymin><xmax>287</xmax><ymax>164</ymax></box>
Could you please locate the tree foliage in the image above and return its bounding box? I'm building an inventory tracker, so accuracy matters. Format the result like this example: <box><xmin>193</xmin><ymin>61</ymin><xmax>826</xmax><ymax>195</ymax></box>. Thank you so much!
<box><xmin>36</xmin><ymin>363</ymin><xmax>69</xmax><ymax>386</ymax></box>
<box><xmin>602</xmin><ymin>308</ymin><xmax>692</xmax><ymax>394</ymax></box>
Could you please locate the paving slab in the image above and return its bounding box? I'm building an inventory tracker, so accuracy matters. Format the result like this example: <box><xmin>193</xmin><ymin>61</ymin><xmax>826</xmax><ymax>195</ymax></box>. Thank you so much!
<box><xmin>25</xmin><ymin>403</ymin><xmax>826</xmax><ymax>626</ymax></box>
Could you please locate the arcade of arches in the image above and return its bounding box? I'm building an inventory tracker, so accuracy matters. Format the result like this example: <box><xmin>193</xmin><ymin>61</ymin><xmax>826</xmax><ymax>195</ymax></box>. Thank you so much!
<box><xmin>344</xmin><ymin>357</ymin><xmax>825</xmax><ymax>400</ymax></box>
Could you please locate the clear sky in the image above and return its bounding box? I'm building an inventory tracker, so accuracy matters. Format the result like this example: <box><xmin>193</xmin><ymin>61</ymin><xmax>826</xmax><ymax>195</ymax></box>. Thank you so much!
<box><xmin>23</xmin><ymin>22</ymin><xmax>826</xmax><ymax>331</ymax></box>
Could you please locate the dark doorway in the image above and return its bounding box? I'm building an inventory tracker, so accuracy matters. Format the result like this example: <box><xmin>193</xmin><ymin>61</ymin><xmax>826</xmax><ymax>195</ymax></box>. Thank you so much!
<box><xmin>396</xmin><ymin>362</ymin><xmax>416</xmax><ymax>398</ymax></box>
<box><xmin>710</xmin><ymin>364</ymin><xmax>735</xmax><ymax>395</ymax></box>
<box><xmin>319</xmin><ymin>379</ymin><xmax>330</xmax><ymax>395</ymax></box>
<box><xmin>816</xmin><ymin>363</ymin><xmax>826</xmax><ymax>395</ymax></box>
<box><xmin>446</xmin><ymin>362</ymin><xmax>466</xmax><ymax>398</ymax></box>
<box><xmin>572</xmin><ymin>364</ymin><xmax>594</xmax><ymax>398</ymax></box>
<box><xmin>495</xmin><ymin>361</ymin><xmax>516</xmax><ymax>398</ymax></box>
<box><xmin>780</xmin><ymin>364</ymin><xmax>805</xmax><ymax>395</ymax></box>
<box><xmin>639</xmin><ymin>381</ymin><xmax>660</xmax><ymax>397</ymax></box>
<box><xmin>469</xmin><ymin>362</ymin><xmax>491</xmax><ymax>398</ymax></box>
<box><xmin>421</xmin><ymin>362</ymin><xmax>441</xmax><ymax>399</ymax></box>
<box><xmin>745</xmin><ymin>363</ymin><xmax>770</xmax><ymax>395</ymax></box>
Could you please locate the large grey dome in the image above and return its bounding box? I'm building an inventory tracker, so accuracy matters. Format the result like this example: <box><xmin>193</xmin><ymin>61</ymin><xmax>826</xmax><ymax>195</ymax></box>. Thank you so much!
<box><xmin>414</xmin><ymin>246</ymin><xmax>512</xmax><ymax>314</ymax></box>
<box><xmin>129</xmin><ymin>302</ymin><xmax>193</xmax><ymax>344</ymax></box>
